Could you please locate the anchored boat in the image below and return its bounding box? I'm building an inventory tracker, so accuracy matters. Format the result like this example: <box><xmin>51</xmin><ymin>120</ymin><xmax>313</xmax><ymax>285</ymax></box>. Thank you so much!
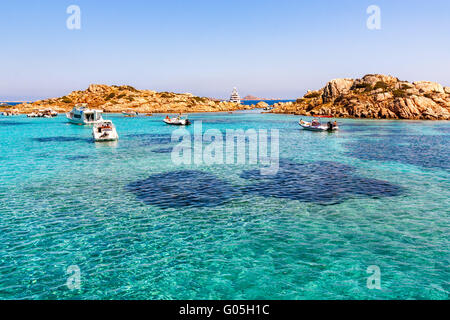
<box><xmin>163</xmin><ymin>115</ymin><xmax>191</xmax><ymax>126</ymax></box>
<box><xmin>229</xmin><ymin>87</ymin><xmax>241</xmax><ymax>104</ymax></box>
<box><xmin>92</xmin><ymin>120</ymin><xmax>119</xmax><ymax>142</ymax></box>
<box><xmin>299</xmin><ymin>119</ymin><xmax>339</xmax><ymax>132</ymax></box>
<box><xmin>122</xmin><ymin>110</ymin><xmax>139</xmax><ymax>116</ymax></box>
<box><xmin>66</xmin><ymin>104</ymin><xmax>104</xmax><ymax>125</ymax></box>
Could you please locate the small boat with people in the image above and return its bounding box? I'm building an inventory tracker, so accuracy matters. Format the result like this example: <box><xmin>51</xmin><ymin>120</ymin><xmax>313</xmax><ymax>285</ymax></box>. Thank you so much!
<box><xmin>163</xmin><ymin>114</ymin><xmax>191</xmax><ymax>126</ymax></box>
<box><xmin>92</xmin><ymin>120</ymin><xmax>119</xmax><ymax>142</ymax></box>
<box><xmin>66</xmin><ymin>104</ymin><xmax>104</xmax><ymax>125</ymax></box>
<box><xmin>299</xmin><ymin>118</ymin><xmax>339</xmax><ymax>132</ymax></box>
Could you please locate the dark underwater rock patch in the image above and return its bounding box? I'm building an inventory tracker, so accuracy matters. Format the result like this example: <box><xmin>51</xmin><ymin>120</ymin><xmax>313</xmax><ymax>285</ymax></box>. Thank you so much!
<box><xmin>128</xmin><ymin>160</ymin><xmax>404</xmax><ymax>209</ymax></box>
<box><xmin>240</xmin><ymin>160</ymin><xmax>403</xmax><ymax>205</ymax></box>
<box><xmin>127</xmin><ymin>170</ymin><xmax>237</xmax><ymax>209</ymax></box>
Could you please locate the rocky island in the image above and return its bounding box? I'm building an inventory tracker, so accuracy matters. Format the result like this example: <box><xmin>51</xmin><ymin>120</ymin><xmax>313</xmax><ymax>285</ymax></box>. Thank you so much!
<box><xmin>13</xmin><ymin>84</ymin><xmax>250</xmax><ymax>114</ymax></box>
<box><xmin>271</xmin><ymin>74</ymin><xmax>450</xmax><ymax>120</ymax></box>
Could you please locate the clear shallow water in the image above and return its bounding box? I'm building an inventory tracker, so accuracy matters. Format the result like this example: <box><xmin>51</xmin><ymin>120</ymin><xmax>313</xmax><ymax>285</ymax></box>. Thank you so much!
<box><xmin>0</xmin><ymin>113</ymin><xmax>448</xmax><ymax>300</ymax></box>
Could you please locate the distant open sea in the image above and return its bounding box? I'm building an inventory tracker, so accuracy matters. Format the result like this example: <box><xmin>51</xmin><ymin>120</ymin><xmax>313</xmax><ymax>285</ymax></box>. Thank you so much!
<box><xmin>0</xmin><ymin>102</ymin><xmax>24</xmax><ymax>106</ymax></box>
<box><xmin>0</xmin><ymin>112</ymin><xmax>448</xmax><ymax>300</ymax></box>
<box><xmin>242</xmin><ymin>100</ymin><xmax>295</xmax><ymax>106</ymax></box>
<box><xmin>0</xmin><ymin>101</ymin><xmax>293</xmax><ymax>107</ymax></box>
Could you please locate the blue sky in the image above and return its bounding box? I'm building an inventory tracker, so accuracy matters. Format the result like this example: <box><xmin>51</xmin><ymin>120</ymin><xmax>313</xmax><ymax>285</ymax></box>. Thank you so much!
<box><xmin>1</xmin><ymin>0</ymin><xmax>449</xmax><ymax>100</ymax></box>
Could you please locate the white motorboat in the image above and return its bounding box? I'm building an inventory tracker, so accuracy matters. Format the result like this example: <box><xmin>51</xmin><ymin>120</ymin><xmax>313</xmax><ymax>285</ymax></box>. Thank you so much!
<box><xmin>229</xmin><ymin>87</ymin><xmax>241</xmax><ymax>104</ymax></box>
<box><xmin>66</xmin><ymin>104</ymin><xmax>103</xmax><ymax>125</ymax></box>
<box><xmin>92</xmin><ymin>120</ymin><xmax>119</xmax><ymax>142</ymax></box>
<box><xmin>122</xmin><ymin>110</ymin><xmax>138</xmax><ymax>116</ymax></box>
<box><xmin>299</xmin><ymin>119</ymin><xmax>339</xmax><ymax>132</ymax></box>
<box><xmin>163</xmin><ymin>116</ymin><xmax>191</xmax><ymax>126</ymax></box>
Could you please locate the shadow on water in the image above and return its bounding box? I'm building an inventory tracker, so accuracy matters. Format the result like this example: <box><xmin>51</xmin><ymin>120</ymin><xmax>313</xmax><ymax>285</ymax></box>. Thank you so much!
<box><xmin>125</xmin><ymin>133</ymin><xmax>174</xmax><ymax>146</ymax></box>
<box><xmin>151</xmin><ymin>147</ymin><xmax>173</xmax><ymax>154</ymax></box>
<box><xmin>32</xmin><ymin>136</ymin><xmax>91</xmax><ymax>143</ymax></box>
<box><xmin>240</xmin><ymin>159</ymin><xmax>404</xmax><ymax>205</ymax></box>
<box><xmin>0</xmin><ymin>121</ymin><xmax>29</xmax><ymax>126</ymax></box>
<box><xmin>433</xmin><ymin>126</ymin><xmax>450</xmax><ymax>134</ymax></box>
<box><xmin>65</xmin><ymin>155</ymin><xmax>90</xmax><ymax>161</ymax></box>
<box><xmin>346</xmin><ymin>135</ymin><xmax>450</xmax><ymax>170</ymax></box>
<box><xmin>339</xmin><ymin>123</ymin><xmax>408</xmax><ymax>135</ymax></box>
<box><xmin>127</xmin><ymin>170</ymin><xmax>237</xmax><ymax>209</ymax></box>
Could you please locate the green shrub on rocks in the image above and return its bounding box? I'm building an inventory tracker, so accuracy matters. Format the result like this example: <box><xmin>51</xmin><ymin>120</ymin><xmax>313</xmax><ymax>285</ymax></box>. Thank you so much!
<box><xmin>374</xmin><ymin>81</ymin><xmax>389</xmax><ymax>90</ymax></box>
<box><xmin>304</xmin><ymin>91</ymin><xmax>321</xmax><ymax>99</ymax></box>
<box><xmin>392</xmin><ymin>89</ymin><xmax>409</xmax><ymax>98</ymax></box>
<box><xmin>105</xmin><ymin>93</ymin><xmax>116</xmax><ymax>100</ymax></box>
<box><xmin>61</xmin><ymin>96</ymin><xmax>72</xmax><ymax>103</ymax></box>
<box><xmin>353</xmin><ymin>83</ymin><xmax>373</xmax><ymax>91</ymax></box>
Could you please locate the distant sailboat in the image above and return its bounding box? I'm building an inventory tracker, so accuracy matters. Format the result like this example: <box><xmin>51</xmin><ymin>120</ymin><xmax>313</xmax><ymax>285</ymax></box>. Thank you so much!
<box><xmin>229</xmin><ymin>87</ymin><xmax>241</xmax><ymax>104</ymax></box>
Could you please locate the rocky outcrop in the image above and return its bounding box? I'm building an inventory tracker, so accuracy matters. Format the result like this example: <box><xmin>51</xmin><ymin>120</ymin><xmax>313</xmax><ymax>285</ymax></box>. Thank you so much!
<box><xmin>271</xmin><ymin>74</ymin><xmax>450</xmax><ymax>120</ymax></box>
<box><xmin>13</xmin><ymin>85</ymin><xmax>250</xmax><ymax>114</ymax></box>
<box><xmin>322</xmin><ymin>78</ymin><xmax>354</xmax><ymax>102</ymax></box>
<box><xmin>413</xmin><ymin>81</ymin><xmax>444</xmax><ymax>94</ymax></box>
<box><xmin>255</xmin><ymin>101</ymin><xmax>269</xmax><ymax>108</ymax></box>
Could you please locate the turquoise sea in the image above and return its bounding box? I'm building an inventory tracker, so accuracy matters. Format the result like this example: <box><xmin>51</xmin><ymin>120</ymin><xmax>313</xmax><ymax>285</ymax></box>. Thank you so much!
<box><xmin>0</xmin><ymin>112</ymin><xmax>448</xmax><ymax>300</ymax></box>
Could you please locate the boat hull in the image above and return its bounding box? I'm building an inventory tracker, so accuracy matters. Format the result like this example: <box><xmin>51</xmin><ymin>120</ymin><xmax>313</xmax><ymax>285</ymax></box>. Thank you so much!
<box><xmin>66</xmin><ymin>114</ymin><xmax>104</xmax><ymax>125</ymax></box>
<box><xmin>163</xmin><ymin>119</ymin><xmax>191</xmax><ymax>126</ymax></box>
<box><xmin>92</xmin><ymin>127</ymin><xmax>119</xmax><ymax>142</ymax></box>
<box><xmin>299</xmin><ymin>122</ymin><xmax>338</xmax><ymax>132</ymax></box>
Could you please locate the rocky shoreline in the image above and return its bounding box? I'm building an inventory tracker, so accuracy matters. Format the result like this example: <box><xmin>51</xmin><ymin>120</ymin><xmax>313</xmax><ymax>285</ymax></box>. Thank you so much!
<box><xmin>271</xmin><ymin>74</ymin><xmax>450</xmax><ymax>120</ymax></box>
<box><xmin>11</xmin><ymin>84</ymin><xmax>251</xmax><ymax>114</ymax></box>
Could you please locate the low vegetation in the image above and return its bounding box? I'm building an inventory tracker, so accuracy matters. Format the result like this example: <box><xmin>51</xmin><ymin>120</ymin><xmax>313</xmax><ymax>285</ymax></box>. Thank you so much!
<box><xmin>304</xmin><ymin>91</ymin><xmax>321</xmax><ymax>99</ymax></box>
<box><xmin>105</xmin><ymin>93</ymin><xmax>116</xmax><ymax>100</ymax></box>
<box><xmin>61</xmin><ymin>96</ymin><xmax>72</xmax><ymax>103</ymax></box>
<box><xmin>373</xmin><ymin>81</ymin><xmax>389</xmax><ymax>90</ymax></box>
<box><xmin>392</xmin><ymin>89</ymin><xmax>409</xmax><ymax>98</ymax></box>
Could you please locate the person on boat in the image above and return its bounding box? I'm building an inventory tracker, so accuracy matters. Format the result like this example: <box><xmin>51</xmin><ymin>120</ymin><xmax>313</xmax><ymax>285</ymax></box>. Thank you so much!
<box><xmin>333</xmin><ymin>120</ymin><xmax>338</xmax><ymax>128</ymax></box>
<box><xmin>311</xmin><ymin>119</ymin><xmax>319</xmax><ymax>126</ymax></box>
<box><xmin>165</xmin><ymin>115</ymin><xmax>170</xmax><ymax>120</ymax></box>
<box><xmin>327</xmin><ymin>121</ymin><xmax>333</xmax><ymax>131</ymax></box>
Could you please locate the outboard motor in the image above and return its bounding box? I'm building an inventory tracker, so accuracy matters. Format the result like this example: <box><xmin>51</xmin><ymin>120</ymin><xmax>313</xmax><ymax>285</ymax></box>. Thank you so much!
<box><xmin>327</xmin><ymin>121</ymin><xmax>333</xmax><ymax>131</ymax></box>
